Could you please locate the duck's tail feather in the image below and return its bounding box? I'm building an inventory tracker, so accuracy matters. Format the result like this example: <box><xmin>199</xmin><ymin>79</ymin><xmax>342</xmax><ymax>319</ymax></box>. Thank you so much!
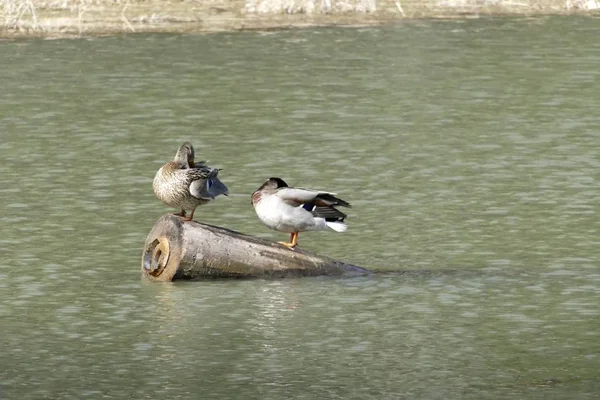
<box><xmin>326</xmin><ymin>221</ymin><xmax>347</xmax><ymax>232</ymax></box>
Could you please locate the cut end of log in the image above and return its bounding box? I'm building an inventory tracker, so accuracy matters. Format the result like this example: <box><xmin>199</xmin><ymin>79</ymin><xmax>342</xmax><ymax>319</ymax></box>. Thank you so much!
<box><xmin>142</xmin><ymin>236</ymin><xmax>170</xmax><ymax>277</ymax></box>
<box><xmin>141</xmin><ymin>214</ymin><xmax>370</xmax><ymax>281</ymax></box>
<box><xmin>141</xmin><ymin>215</ymin><xmax>185</xmax><ymax>281</ymax></box>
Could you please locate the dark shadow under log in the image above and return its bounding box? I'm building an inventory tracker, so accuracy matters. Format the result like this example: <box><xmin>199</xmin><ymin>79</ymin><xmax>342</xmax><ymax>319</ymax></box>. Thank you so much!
<box><xmin>141</xmin><ymin>214</ymin><xmax>371</xmax><ymax>281</ymax></box>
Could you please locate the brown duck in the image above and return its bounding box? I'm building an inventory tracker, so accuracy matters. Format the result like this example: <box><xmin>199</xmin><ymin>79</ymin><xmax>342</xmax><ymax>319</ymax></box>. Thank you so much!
<box><xmin>153</xmin><ymin>142</ymin><xmax>228</xmax><ymax>221</ymax></box>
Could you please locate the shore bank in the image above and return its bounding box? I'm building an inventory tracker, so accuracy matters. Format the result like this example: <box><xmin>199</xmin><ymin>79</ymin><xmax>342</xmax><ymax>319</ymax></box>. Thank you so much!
<box><xmin>1</xmin><ymin>0</ymin><xmax>599</xmax><ymax>39</ymax></box>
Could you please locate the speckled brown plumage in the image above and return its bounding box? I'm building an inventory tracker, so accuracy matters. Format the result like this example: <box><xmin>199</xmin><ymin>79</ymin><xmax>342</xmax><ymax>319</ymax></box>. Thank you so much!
<box><xmin>153</xmin><ymin>142</ymin><xmax>228</xmax><ymax>221</ymax></box>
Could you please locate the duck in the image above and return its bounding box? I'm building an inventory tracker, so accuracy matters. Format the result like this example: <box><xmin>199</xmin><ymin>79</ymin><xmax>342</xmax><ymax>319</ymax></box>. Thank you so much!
<box><xmin>153</xmin><ymin>142</ymin><xmax>228</xmax><ymax>221</ymax></box>
<box><xmin>251</xmin><ymin>177</ymin><xmax>351</xmax><ymax>248</ymax></box>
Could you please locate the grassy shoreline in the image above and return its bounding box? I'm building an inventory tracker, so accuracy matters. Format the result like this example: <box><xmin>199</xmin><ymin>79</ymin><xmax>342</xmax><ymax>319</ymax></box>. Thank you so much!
<box><xmin>1</xmin><ymin>0</ymin><xmax>599</xmax><ymax>39</ymax></box>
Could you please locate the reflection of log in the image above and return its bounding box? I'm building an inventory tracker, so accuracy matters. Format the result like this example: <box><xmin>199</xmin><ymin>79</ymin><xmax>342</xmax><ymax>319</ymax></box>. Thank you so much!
<box><xmin>141</xmin><ymin>215</ymin><xmax>371</xmax><ymax>281</ymax></box>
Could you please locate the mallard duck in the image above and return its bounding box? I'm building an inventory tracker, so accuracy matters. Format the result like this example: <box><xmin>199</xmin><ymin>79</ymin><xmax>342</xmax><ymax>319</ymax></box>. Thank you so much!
<box><xmin>251</xmin><ymin>177</ymin><xmax>351</xmax><ymax>248</ymax></box>
<box><xmin>153</xmin><ymin>142</ymin><xmax>228</xmax><ymax>221</ymax></box>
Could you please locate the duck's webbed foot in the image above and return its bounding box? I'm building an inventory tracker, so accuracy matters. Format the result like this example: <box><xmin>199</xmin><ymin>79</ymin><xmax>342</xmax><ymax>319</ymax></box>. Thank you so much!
<box><xmin>182</xmin><ymin>208</ymin><xmax>197</xmax><ymax>221</ymax></box>
<box><xmin>278</xmin><ymin>232</ymin><xmax>299</xmax><ymax>249</ymax></box>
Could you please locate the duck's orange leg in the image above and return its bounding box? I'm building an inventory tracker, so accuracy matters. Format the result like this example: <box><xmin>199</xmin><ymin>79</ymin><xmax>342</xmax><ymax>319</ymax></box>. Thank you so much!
<box><xmin>279</xmin><ymin>232</ymin><xmax>299</xmax><ymax>249</ymax></box>
<box><xmin>183</xmin><ymin>207</ymin><xmax>196</xmax><ymax>221</ymax></box>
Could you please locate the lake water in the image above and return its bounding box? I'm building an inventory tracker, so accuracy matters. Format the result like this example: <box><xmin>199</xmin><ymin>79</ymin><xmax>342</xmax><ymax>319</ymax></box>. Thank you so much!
<box><xmin>1</xmin><ymin>16</ymin><xmax>599</xmax><ymax>399</ymax></box>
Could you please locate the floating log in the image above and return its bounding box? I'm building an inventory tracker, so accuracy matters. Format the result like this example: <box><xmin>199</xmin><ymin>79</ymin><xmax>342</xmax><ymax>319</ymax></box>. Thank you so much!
<box><xmin>141</xmin><ymin>214</ymin><xmax>370</xmax><ymax>281</ymax></box>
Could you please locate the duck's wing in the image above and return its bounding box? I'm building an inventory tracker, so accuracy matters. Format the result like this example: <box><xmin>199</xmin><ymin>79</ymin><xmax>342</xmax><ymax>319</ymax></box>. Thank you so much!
<box><xmin>302</xmin><ymin>203</ymin><xmax>348</xmax><ymax>221</ymax></box>
<box><xmin>275</xmin><ymin>188</ymin><xmax>320</xmax><ymax>206</ymax></box>
<box><xmin>276</xmin><ymin>187</ymin><xmax>351</xmax><ymax>208</ymax></box>
<box><xmin>188</xmin><ymin>167</ymin><xmax>229</xmax><ymax>200</ymax></box>
<box><xmin>190</xmin><ymin>160</ymin><xmax>207</xmax><ymax>168</ymax></box>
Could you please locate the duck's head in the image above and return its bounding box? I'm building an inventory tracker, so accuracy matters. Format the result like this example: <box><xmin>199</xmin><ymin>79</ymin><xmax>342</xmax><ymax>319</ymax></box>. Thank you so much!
<box><xmin>261</xmin><ymin>177</ymin><xmax>288</xmax><ymax>190</ymax></box>
<box><xmin>251</xmin><ymin>177</ymin><xmax>288</xmax><ymax>205</ymax></box>
<box><xmin>174</xmin><ymin>142</ymin><xmax>195</xmax><ymax>168</ymax></box>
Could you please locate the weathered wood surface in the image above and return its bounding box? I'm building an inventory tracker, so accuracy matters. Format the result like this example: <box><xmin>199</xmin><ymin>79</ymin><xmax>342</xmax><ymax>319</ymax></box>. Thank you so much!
<box><xmin>141</xmin><ymin>214</ymin><xmax>370</xmax><ymax>281</ymax></box>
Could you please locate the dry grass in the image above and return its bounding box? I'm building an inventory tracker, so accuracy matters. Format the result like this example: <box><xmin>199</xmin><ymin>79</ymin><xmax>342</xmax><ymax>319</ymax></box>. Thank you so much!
<box><xmin>245</xmin><ymin>0</ymin><xmax>378</xmax><ymax>13</ymax></box>
<box><xmin>1</xmin><ymin>0</ymin><xmax>599</xmax><ymax>38</ymax></box>
<box><xmin>243</xmin><ymin>0</ymin><xmax>600</xmax><ymax>13</ymax></box>
<box><xmin>2</xmin><ymin>0</ymin><xmax>43</xmax><ymax>31</ymax></box>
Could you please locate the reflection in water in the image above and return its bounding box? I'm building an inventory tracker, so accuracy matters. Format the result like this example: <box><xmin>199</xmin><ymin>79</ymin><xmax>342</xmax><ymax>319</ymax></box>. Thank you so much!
<box><xmin>1</xmin><ymin>16</ymin><xmax>599</xmax><ymax>399</ymax></box>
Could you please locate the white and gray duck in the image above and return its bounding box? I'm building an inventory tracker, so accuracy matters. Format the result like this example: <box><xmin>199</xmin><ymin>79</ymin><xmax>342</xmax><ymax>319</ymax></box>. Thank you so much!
<box><xmin>251</xmin><ymin>177</ymin><xmax>351</xmax><ymax>249</ymax></box>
